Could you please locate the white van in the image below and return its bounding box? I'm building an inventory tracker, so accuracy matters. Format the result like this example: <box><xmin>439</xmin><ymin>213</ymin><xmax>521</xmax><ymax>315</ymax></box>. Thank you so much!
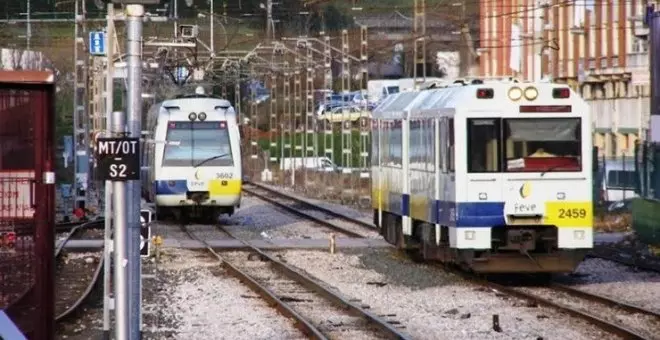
<box><xmin>280</xmin><ymin>157</ymin><xmax>339</xmax><ymax>173</ymax></box>
<box><xmin>600</xmin><ymin>159</ymin><xmax>637</xmax><ymax>203</ymax></box>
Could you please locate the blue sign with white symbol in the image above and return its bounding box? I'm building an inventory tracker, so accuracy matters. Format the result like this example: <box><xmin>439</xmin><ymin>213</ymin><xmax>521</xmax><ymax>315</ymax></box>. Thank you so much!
<box><xmin>89</xmin><ymin>31</ymin><xmax>106</xmax><ymax>56</ymax></box>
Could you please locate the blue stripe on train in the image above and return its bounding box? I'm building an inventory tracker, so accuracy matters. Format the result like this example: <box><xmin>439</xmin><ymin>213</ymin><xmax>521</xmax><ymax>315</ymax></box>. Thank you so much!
<box><xmin>385</xmin><ymin>194</ymin><xmax>505</xmax><ymax>227</ymax></box>
<box><xmin>154</xmin><ymin>180</ymin><xmax>188</xmax><ymax>195</ymax></box>
<box><xmin>455</xmin><ymin>201</ymin><xmax>505</xmax><ymax>227</ymax></box>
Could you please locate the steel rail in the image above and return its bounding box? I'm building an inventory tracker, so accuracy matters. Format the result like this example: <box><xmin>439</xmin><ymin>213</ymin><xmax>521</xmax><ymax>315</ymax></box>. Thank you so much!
<box><xmin>549</xmin><ymin>282</ymin><xmax>660</xmax><ymax>320</ymax></box>
<box><xmin>182</xmin><ymin>223</ymin><xmax>410</xmax><ymax>340</ymax></box>
<box><xmin>54</xmin><ymin>220</ymin><xmax>105</xmax><ymax>323</ymax></box>
<box><xmin>491</xmin><ymin>282</ymin><xmax>652</xmax><ymax>340</ymax></box>
<box><xmin>244</xmin><ymin>181</ymin><xmax>375</xmax><ymax>229</ymax></box>
<box><xmin>55</xmin><ymin>218</ymin><xmax>106</xmax><ymax>233</ymax></box>
<box><xmin>242</xmin><ymin>182</ymin><xmax>369</xmax><ymax>238</ymax></box>
<box><xmin>181</xmin><ymin>225</ymin><xmax>327</xmax><ymax>339</ymax></box>
<box><xmin>216</xmin><ymin>224</ymin><xmax>411</xmax><ymax>340</ymax></box>
<box><xmin>55</xmin><ymin>254</ymin><xmax>105</xmax><ymax>323</ymax></box>
<box><xmin>440</xmin><ymin>266</ymin><xmax>656</xmax><ymax>339</ymax></box>
<box><xmin>8</xmin><ymin>220</ymin><xmax>105</xmax><ymax>336</ymax></box>
<box><xmin>588</xmin><ymin>245</ymin><xmax>660</xmax><ymax>274</ymax></box>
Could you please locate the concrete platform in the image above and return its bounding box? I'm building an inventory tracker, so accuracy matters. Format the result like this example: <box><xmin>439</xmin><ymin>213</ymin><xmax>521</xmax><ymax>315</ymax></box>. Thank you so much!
<box><xmin>167</xmin><ymin>237</ymin><xmax>392</xmax><ymax>249</ymax></box>
<box><xmin>56</xmin><ymin>237</ymin><xmax>392</xmax><ymax>252</ymax></box>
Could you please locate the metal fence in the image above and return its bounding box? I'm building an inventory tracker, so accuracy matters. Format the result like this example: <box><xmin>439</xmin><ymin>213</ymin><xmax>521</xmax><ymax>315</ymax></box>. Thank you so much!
<box><xmin>0</xmin><ymin>71</ymin><xmax>56</xmax><ymax>339</ymax></box>
<box><xmin>594</xmin><ymin>151</ymin><xmax>637</xmax><ymax>207</ymax></box>
<box><xmin>630</xmin><ymin>142</ymin><xmax>660</xmax><ymax>246</ymax></box>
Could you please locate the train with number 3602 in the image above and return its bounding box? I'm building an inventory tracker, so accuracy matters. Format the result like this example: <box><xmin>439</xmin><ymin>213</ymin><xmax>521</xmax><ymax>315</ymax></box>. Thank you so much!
<box><xmin>370</xmin><ymin>79</ymin><xmax>594</xmax><ymax>273</ymax></box>
<box><xmin>143</xmin><ymin>87</ymin><xmax>242</xmax><ymax>223</ymax></box>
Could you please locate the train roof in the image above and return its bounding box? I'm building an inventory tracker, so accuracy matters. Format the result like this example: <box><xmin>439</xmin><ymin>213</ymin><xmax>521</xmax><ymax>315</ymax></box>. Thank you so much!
<box><xmin>152</xmin><ymin>96</ymin><xmax>236</xmax><ymax>124</ymax></box>
<box><xmin>372</xmin><ymin>81</ymin><xmax>587</xmax><ymax>120</ymax></box>
<box><xmin>161</xmin><ymin>96</ymin><xmax>232</xmax><ymax>108</ymax></box>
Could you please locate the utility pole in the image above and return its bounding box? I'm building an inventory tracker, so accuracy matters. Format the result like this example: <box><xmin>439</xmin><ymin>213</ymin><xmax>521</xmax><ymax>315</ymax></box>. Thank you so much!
<box><xmin>72</xmin><ymin>0</ymin><xmax>90</xmax><ymax>214</ymax></box>
<box><xmin>125</xmin><ymin>4</ymin><xmax>144</xmax><ymax>340</ymax></box>
<box><xmin>340</xmin><ymin>29</ymin><xmax>352</xmax><ymax>171</ymax></box>
<box><xmin>321</xmin><ymin>33</ymin><xmax>333</xmax><ymax>166</ymax></box>
<box><xmin>413</xmin><ymin>0</ymin><xmax>426</xmax><ymax>89</ymax></box>
<box><xmin>533</xmin><ymin>1</ymin><xmax>545</xmax><ymax>81</ymax></box>
<box><xmin>455</xmin><ymin>1</ymin><xmax>474</xmax><ymax>77</ymax></box>
<box><xmin>266</xmin><ymin>0</ymin><xmax>274</xmax><ymax>40</ymax></box>
<box><xmin>111</xmin><ymin>107</ymin><xmax>129</xmax><ymax>340</ymax></box>
<box><xmin>102</xmin><ymin>4</ymin><xmax>115</xmax><ymax>339</ymax></box>
<box><xmin>210</xmin><ymin>0</ymin><xmax>214</xmax><ymax>54</ymax></box>
<box><xmin>26</xmin><ymin>0</ymin><xmax>31</xmax><ymax>50</ymax></box>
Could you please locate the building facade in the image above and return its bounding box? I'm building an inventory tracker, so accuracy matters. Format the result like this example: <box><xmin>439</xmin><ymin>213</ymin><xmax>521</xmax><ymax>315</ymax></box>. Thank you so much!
<box><xmin>478</xmin><ymin>0</ymin><xmax>650</xmax><ymax>157</ymax></box>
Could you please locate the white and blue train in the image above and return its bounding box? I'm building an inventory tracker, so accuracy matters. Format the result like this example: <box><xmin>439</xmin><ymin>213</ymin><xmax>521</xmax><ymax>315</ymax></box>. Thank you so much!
<box><xmin>371</xmin><ymin>79</ymin><xmax>594</xmax><ymax>273</ymax></box>
<box><xmin>143</xmin><ymin>87</ymin><xmax>242</xmax><ymax>222</ymax></box>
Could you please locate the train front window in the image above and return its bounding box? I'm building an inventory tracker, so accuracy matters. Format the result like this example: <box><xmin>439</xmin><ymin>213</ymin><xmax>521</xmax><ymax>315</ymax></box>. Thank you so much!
<box><xmin>504</xmin><ymin>118</ymin><xmax>581</xmax><ymax>172</ymax></box>
<box><xmin>162</xmin><ymin>121</ymin><xmax>234</xmax><ymax>167</ymax></box>
<box><xmin>467</xmin><ymin>118</ymin><xmax>501</xmax><ymax>173</ymax></box>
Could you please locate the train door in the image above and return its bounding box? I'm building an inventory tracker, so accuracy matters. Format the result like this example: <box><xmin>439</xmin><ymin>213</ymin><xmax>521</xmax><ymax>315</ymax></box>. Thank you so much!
<box><xmin>463</xmin><ymin>117</ymin><xmax>504</xmax><ymax>243</ymax></box>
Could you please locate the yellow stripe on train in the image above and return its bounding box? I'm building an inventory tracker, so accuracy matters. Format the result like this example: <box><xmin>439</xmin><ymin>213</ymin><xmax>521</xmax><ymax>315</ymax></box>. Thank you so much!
<box><xmin>543</xmin><ymin>201</ymin><xmax>593</xmax><ymax>228</ymax></box>
<box><xmin>209</xmin><ymin>179</ymin><xmax>242</xmax><ymax>195</ymax></box>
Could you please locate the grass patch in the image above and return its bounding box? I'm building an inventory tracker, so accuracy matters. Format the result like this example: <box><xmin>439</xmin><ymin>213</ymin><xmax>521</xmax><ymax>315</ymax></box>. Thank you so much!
<box><xmin>254</xmin><ymin>130</ymin><xmax>371</xmax><ymax>168</ymax></box>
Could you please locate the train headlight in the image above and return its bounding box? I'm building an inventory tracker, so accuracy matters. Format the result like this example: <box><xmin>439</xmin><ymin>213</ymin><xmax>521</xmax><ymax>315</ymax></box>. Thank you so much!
<box><xmin>508</xmin><ymin>87</ymin><xmax>523</xmax><ymax>101</ymax></box>
<box><xmin>188</xmin><ymin>112</ymin><xmax>197</xmax><ymax>121</ymax></box>
<box><xmin>524</xmin><ymin>86</ymin><xmax>539</xmax><ymax>100</ymax></box>
<box><xmin>198</xmin><ymin>112</ymin><xmax>207</xmax><ymax>121</ymax></box>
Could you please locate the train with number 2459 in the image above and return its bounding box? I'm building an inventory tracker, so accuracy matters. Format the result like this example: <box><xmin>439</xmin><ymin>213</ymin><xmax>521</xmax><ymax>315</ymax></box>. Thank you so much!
<box><xmin>370</xmin><ymin>79</ymin><xmax>594</xmax><ymax>273</ymax></box>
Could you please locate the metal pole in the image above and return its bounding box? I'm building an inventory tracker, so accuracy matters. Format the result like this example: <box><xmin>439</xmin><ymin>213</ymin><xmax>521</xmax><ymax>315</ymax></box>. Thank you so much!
<box><xmin>413</xmin><ymin>0</ymin><xmax>426</xmax><ymax>88</ymax></box>
<box><xmin>103</xmin><ymin>4</ymin><xmax>114</xmax><ymax>339</ymax></box>
<box><xmin>266</xmin><ymin>0</ymin><xmax>273</xmax><ymax>40</ymax></box>
<box><xmin>533</xmin><ymin>2</ymin><xmax>543</xmax><ymax>81</ymax></box>
<box><xmin>125</xmin><ymin>4</ymin><xmax>144</xmax><ymax>340</ymax></box>
<box><xmin>26</xmin><ymin>0</ymin><xmax>31</xmax><ymax>50</ymax></box>
<box><xmin>210</xmin><ymin>0</ymin><xmax>214</xmax><ymax>54</ymax></box>
<box><xmin>112</xmin><ymin>110</ymin><xmax>129</xmax><ymax>340</ymax></box>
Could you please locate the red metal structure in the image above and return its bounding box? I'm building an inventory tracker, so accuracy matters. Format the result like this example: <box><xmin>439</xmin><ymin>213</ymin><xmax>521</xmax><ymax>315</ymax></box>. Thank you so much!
<box><xmin>0</xmin><ymin>71</ymin><xmax>56</xmax><ymax>339</ymax></box>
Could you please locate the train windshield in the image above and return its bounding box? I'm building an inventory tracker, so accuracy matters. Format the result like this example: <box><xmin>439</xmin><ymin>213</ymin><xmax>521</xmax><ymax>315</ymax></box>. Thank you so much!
<box><xmin>162</xmin><ymin>121</ymin><xmax>233</xmax><ymax>167</ymax></box>
<box><xmin>467</xmin><ymin>117</ymin><xmax>582</xmax><ymax>173</ymax></box>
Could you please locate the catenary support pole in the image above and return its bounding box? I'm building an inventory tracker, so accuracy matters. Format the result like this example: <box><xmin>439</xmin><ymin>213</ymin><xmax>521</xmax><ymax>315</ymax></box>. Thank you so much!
<box><xmin>112</xmin><ymin>109</ymin><xmax>129</xmax><ymax>340</ymax></box>
<box><xmin>103</xmin><ymin>3</ymin><xmax>115</xmax><ymax>339</ymax></box>
<box><xmin>125</xmin><ymin>4</ymin><xmax>144</xmax><ymax>339</ymax></box>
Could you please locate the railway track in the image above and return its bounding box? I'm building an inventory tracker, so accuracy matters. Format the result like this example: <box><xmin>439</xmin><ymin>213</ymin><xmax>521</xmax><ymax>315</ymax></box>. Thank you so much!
<box><xmin>6</xmin><ymin>220</ymin><xmax>105</xmax><ymax>336</ymax></box>
<box><xmin>481</xmin><ymin>279</ymin><xmax>660</xmax><ymax>340</ymax></box>
<box><xmin>243</xmin><ymin>182</ymin><xmax>375</xmax><ymax>238</ymax></box>
<box><xmin>242</xmin><ymin>183</ymin><xmax>660</xmax><ymax>338</ymax></box>
<box><xmin>54</xmin><ymin>221</ymin><xmax>105</xmax><ymax>323</ymax></box>
<box><xmin>55</xmin><ymin>218</ymin><xmax>105</xmax><ymax>233</ymax></box>
<box><xmin>182</xmin><ymin>222</ymin><xmax>410</xmax><ymax>340</ymax></box>
<box><xmin>588</xmin><ymin>245</ymin><xmax>660</xmax><ymax>274</ymax></box>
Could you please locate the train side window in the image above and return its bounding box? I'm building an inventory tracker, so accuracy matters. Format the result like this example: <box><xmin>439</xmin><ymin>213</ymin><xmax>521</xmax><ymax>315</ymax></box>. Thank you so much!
<box><xmin>388</xmin><ymin>120</ymin><xmax>403</xmax><ymax>167</ymax></box>
<box><xmin>427</xmin><ymin>119</ymin><xmax>435</xmax><ymax>172</ymax></box>
<box><xmin>371</xmin><ymin>120</ymin><xmax>379</xmax><ymax>167</ymax></box>
<box><xmin>439</xmin><ymin>118</ymin><xmax>448</xmax><ymax>173</ymax></box>
<box><xmin>448</xmin><ymin>118</ymin><xmax>455</xmax><ymax>172</ymax></box>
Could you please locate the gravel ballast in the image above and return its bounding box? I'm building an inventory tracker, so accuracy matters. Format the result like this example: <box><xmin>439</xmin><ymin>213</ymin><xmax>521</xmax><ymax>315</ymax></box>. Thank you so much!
<box><xmin>275</xmin><ymin>248</ymin><xmax>619</xmax><ymax>340</ymax></box>
<box><xmin>558</xmin><ymin>258</ymin><xmax>660</xmax><ymax>313</ymax></box>
<box><xmin>146</xmin><ymin>247</ymin><xmax>305</xmax><ymax>339</ymax></box>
